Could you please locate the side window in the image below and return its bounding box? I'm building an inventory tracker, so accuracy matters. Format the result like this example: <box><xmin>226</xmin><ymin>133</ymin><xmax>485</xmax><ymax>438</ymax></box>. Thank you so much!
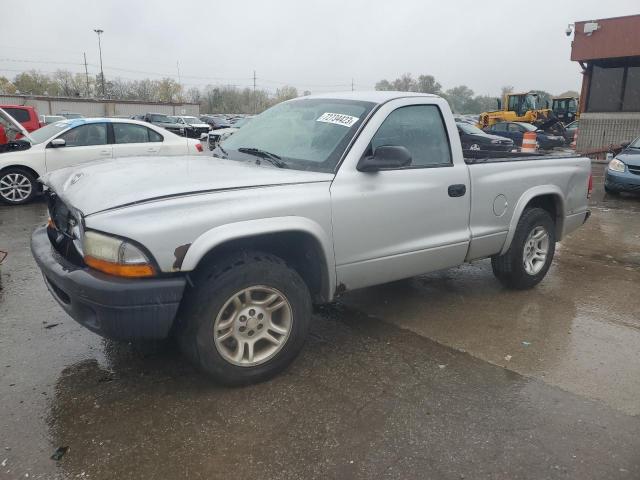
<box><xmin>507</xmin><ymin>96</ymin><xmax>520</xmax><ymax>112</ymax></box>
<box><xmin>370</xmin><ymin>105</ymin><xmax>451</xmax><ymax>167</ymax></box>
<box><xmin>59</xmin><ymin>123</ymin><xmax>107</xmax><ymax>147</ymax></box>
<box><xmin>493</xmin><ymin>123</ymin><xmax>507</xmax><ymax>132</ymax></box>
<box><xmin>148</xmin><ymin>128</ymin><xmax>163</xmax><ymax>142</ymax></box>
<box><xmin>114</xmin><ymin>123</ymin><xmax>150</xmax><ymax>144</ymax></box>
<box><xmin>508</xmin><ymin>123</ymin><xmax>522</xmax><ymax>133</ymax></box>
<box><xmin>5</xmin><ymin>108</ymin><xmax>30</xmax><ymax>123</ymax></box>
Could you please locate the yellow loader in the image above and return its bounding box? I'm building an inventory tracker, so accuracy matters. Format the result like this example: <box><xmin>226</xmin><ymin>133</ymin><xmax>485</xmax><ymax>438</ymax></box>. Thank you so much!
<box><xmin>478</xmin><ymin>92</ymin><xmax>565</xmax><ymax>135</ymax></box>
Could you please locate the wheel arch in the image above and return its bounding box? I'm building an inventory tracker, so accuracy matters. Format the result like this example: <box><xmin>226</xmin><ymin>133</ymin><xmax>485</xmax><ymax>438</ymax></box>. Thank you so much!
<box><xmin>500</xmin><ymin>186</ymin><xmax>565</xmax><ymax>255</ymax></box>
<box><xmin>0</xmin><ymin>164</ymin><xmax>41</xmax><ymax>181</ymax></box>
<box><xmin>180</xmin><ymin>217</ymin><xmax>335</xmax><ymax>304</ymax></box>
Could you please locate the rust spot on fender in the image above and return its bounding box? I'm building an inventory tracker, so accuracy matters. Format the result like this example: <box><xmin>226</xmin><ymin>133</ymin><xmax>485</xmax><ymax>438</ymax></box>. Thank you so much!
<box><xmin>172</xmin><ymin>243</ymin><xmax>191</xmax><ymax>270</ymax></box>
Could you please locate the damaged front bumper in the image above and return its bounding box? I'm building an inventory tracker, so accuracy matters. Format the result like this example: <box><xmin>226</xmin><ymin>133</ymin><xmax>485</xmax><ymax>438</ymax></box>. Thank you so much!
<box><xmin>31</xmin><ymin>226</ymin><xmax>186</xmax><ymax>341</ymax></box>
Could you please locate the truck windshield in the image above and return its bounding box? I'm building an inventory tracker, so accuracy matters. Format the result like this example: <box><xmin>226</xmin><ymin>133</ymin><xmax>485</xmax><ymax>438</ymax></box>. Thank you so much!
<box><xmin>221</xmin><ymin>98</ymin><xmax>375</xmax><ymax>173</ymax></box>
<box><xmin>150</xmin><ymin>114</ymin><xmax>175</xmax><ymax>123</ymax></box>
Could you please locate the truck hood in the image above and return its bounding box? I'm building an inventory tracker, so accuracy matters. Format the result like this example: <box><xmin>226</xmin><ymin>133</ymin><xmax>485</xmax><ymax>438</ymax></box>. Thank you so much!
<box><xmin>43</xmin><ymin>155</ymin><xmax>334</xmax><ymax>215</ymax></box>
<box><xmin>154</xmin><ymin>121</ymin><xmax>182</xmax><ymax>129</ymax></box>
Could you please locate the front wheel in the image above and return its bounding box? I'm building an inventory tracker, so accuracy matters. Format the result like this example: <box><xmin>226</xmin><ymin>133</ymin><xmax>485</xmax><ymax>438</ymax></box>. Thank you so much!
<box><xmin>491</xmin><ymin>208</ymin><xmax>556</xmax><ymax>289</ymax></box>
<box><xmin>177</xmin><ymin>251</ymin><xmax>311</xmax><ymax>385</ymax></box>
<box><xmin>0</xmin><ymin>168</ymin><xmax>38</xmax><ymax>205</ymax></box>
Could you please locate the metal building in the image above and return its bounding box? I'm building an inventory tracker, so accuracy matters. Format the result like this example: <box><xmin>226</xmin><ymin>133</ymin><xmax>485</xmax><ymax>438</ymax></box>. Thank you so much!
<box><xmin>571</xmin><ymin>14</ymin><xmax>640</xmax><ymax>153</ymax></box>
<box><xmin>0</xmin><ymin>94</ymin><xmax>199</xmax><ymax>118</ymax></box>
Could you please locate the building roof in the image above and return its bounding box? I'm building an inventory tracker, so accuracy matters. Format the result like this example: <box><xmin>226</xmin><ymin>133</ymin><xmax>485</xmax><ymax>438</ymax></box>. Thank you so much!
<box><xmin>571</xmin><ymin>14</ymin><xmax>640</xmax><ymax>62</ymax></box>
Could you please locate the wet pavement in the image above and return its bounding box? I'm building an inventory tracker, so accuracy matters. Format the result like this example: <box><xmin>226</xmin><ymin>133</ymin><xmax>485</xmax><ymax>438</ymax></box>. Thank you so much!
<box><xmin>1</xmin><ymin>162</ymin><xmax>639</xmax><ymax>479</ymax></box>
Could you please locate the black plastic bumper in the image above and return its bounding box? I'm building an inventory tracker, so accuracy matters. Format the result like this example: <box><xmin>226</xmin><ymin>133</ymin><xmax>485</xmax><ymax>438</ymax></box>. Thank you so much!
<box><xmin>31</xmin><ymin>227</ymin><xmax>186</xmax><ymax>341</ymax></box>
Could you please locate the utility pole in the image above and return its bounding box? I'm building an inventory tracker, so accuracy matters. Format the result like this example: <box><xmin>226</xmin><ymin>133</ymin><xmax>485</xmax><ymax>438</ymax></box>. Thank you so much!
<box><xmin>83</xmin><ymin>52</ymin><xmax>90</xmax><ymax>97</ymax></box>
<box><xmin>351</xmin><ymin>78</ymin><xmax>354</xmax><ymax>91</ymax></box>
<box><xmin>253</xmin><ymin>70</ymin><xmax>257</xmax><ymax>114</ymax></box>
<box><xmin>93</xmin><ymin>29</ymin><xmax>105</xmax><ymax>97</ymax></box>
<box><xmin>176</xmin><ymin>60</ymin><xmax>182</xmax><ymax>103</ymax></box>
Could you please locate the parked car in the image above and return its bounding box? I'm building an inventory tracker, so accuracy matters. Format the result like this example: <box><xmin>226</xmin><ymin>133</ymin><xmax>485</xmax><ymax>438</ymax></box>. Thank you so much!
<box><xmin>456</xmin><ymin>121</ymin><xmax>514</xmax><ymax>152</ymax></box>
<box><xmin>200</xmin><ymin>115</ymin><xmax>232</xmax><ymax>130</ymax></box>
<box><xmin>57</xmin><ymin>112</ymin><xmax>84</xmax><ymax>120</ymax></box>
<box><xmin>137</xmin><ymin>113</ymin><xmax>186</xmax><ymax>136</ymax></box>
<box><xmin>172</xmin><ymin>115</ymin><xmax>211</xmax><ymax>139</ymax></box>
<box><xmin>485</xmin><ymin>122</ymin><xmax>565</xmax><ymax>150</ymax></box>
<box><xmin>0</xmin><ymin>115</ymin><xmax>202</xmax><ymax>205</ymax></box>
<box><xmin>31</xmin><ymin>91</ymin><xmax>591</xmax><ymax>385</ymax></box>
<box><xmin>604</xmin><ymin>136</ymin><xmax>640</xmax><ymax>194</ymax></box>
<box><xmin>207</xmin><ymin>116</ymin><xmax>252</xmax><ymax>150</ymax></box>
<box><xmin>0</xmin><ymin>105</ymin><xmax>42</xmax><ymax>133</ymax></box>
<box><xmin>563</xmin><ymin>120</ymin><xmax>579</xmax><ymax>145</ymax></box>
<box><xmin>40</xmin><ymin>115</ymin><xmax>67</xmax><ymax>125</ymax></box>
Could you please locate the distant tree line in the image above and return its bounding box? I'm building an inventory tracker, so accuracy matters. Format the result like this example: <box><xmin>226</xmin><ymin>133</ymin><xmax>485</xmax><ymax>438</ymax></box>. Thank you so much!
<box><xmin>0</xmin><ymin>69</ymin><xmax>579</xmax><ymax>115</ymax></box>
<box><xmin>375</xmin><ymin>73</ymin><xmax>578</xmax><ymax>114</ymax></box>
<box><xmin>0</xmin><ymin>70</ymin><xmax>300</xmax><ymax>114</ymax></box>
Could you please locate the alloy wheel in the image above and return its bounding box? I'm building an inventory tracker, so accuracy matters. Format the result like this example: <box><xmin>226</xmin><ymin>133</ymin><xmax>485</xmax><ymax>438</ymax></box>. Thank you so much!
<box><xmin>213</xmin><ymin>285</ymin><xmax>293</xmax><ymax>367</ymax></box>
<box><xmin>0</xmin><ymin>173</ymin><xmax>32</xmax><ymax>203</ymax></box>
<box><xmin>523</xmin><ymin>226</ymin><xmax>549</xmax><ymax>275</ymax></box>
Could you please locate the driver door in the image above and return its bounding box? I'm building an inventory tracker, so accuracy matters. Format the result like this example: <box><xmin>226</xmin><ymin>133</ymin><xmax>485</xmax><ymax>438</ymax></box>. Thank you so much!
<box><xmin>330</xmin><ymin>99</ymin><xmax>471</xmax><ymax>290</ymax></box>
<box><xmin>45</xmin><ymin>123</ymin><xmax>112</xmax><ymax>172</ymax></box>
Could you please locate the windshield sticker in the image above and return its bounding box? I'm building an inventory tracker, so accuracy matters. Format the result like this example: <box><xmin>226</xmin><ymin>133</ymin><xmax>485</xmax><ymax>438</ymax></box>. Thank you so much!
<box><xmin>316</xmin><ymin>112</ymin><xmax>359</xmax><ymax>128</ymax></box>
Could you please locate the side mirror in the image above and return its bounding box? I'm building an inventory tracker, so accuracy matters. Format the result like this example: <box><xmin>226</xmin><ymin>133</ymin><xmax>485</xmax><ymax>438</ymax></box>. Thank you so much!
<box><xmin>49</xmin><ymin>138</ymin><xmax>66</xmax><ymax>148</ymax></box>
<box><xmin>357</xmin><ymin>145</ymin><xmax>412</xmax><ymax>172</ymax></box>
<box><xmin>621</xmin><ymin>141</ymin><xmax>630</xmax><ymax>149</ymax></box>
<box><xmin>199</xmin><ymin>133</ymin><xmax>208</xmax><ymax>141</ymax></box>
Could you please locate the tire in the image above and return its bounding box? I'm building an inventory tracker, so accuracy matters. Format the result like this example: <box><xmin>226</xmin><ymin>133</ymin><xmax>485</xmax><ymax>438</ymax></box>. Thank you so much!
<box><xmin>491</xmin><ymin>208</ymin><xmax>556</xmax><ymax>290</ymax></box>
<box><xmin>177</xmin><ymin>251</ymin><xmax>311</xmax><ymax>385</ymax></box>
<box><xmin>469</xmin><ymin>143</ymin><xmax>481</xmax><ymax>151</ymax></box>
<box><xmin>0</xmin><ymin>168</ymin><xmax>38</xmax><ymax>205</ymax></box>
<box><xmin>604</xmin><ymin>185</ymin><xmax>619</xmax><ymax>195</ymax></box>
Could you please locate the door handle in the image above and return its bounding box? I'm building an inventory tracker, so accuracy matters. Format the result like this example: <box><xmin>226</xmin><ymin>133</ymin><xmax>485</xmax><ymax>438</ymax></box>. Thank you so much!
<box><xmin>99</xmin><ymin>150</ymin><xmax>111</xmax><ymax>156</ymax></box>
<box><xmin>147</xmin><ymin>148</ymin><xmax>158</xmax><ymax>153</ymax></box>
<box><xmin>448</xmin><ymin>184</ymin><xmax>466</xmax><ymax>197</ymax></box>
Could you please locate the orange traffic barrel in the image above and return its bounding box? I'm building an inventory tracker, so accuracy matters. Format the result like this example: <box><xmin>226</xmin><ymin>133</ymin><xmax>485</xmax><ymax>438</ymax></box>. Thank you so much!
<box><xmin>522</xmin><ymin>131</ymin><xmax>537</xmax><ymax>153</ymax></box>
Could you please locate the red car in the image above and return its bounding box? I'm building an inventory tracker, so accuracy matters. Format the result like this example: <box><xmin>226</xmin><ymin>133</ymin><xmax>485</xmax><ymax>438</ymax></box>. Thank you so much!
<box><xmin>0</xmin><ymin>105</ymin><xmax>42</xmax><ymax>135</ymax></box>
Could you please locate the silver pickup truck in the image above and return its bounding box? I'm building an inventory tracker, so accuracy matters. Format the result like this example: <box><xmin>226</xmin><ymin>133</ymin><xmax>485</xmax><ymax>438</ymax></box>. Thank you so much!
<box><xmin>31</xmin><ymin>91</ymin><xmax>592</xmax><ymax>384</ymax></box>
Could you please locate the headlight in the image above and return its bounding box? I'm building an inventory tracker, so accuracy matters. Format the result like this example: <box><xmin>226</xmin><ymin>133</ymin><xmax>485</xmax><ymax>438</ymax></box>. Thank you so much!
<box><xmin>83</xmin><ymin>231</ymin><xmax>156</xmax><ymax>278</ymax></box>
<box><xmin>608</xmin><ymin>158</ymin><xmax>626</xmax><ymax>173</ymax></box>
<box><xmin>491</xmin><ymin>139</ymin><xmax>502</xmax><ymax>144</ymax></box>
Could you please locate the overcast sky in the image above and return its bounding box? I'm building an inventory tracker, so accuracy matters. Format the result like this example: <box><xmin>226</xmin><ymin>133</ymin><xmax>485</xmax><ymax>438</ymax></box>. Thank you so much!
<box><xmin>1</xmin><ymin>0</ymin><xmax>638</xmax><ymax>96</ymax></box>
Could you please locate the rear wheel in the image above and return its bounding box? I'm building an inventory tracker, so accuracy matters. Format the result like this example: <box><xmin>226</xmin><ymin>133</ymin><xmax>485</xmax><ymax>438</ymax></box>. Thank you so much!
<box><xmin>0</xmin><ymin>168</ymin><xmax>37</xmax><ymax>205</ymax></box>
<box><xmin>491</xmin><ymin>208</ymin><xmax>555</xmax><ymax>289</ymax></box>
<box><xmin>177</xmin><ymin>251</ymin><xmax>311</xmax><ymax>385</ymax></box>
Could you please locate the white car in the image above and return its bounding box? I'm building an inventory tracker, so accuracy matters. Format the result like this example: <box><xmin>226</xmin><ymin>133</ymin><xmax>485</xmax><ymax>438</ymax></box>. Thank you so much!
<box><xmin>0</xmin><ymin>112</ymin><xmax>203</xmax><ymax>205</ymax></box>
<box><xmin>171</xmin><ymin>116</ymin><xmax>211</xmax><ymax>139</ymax></box>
